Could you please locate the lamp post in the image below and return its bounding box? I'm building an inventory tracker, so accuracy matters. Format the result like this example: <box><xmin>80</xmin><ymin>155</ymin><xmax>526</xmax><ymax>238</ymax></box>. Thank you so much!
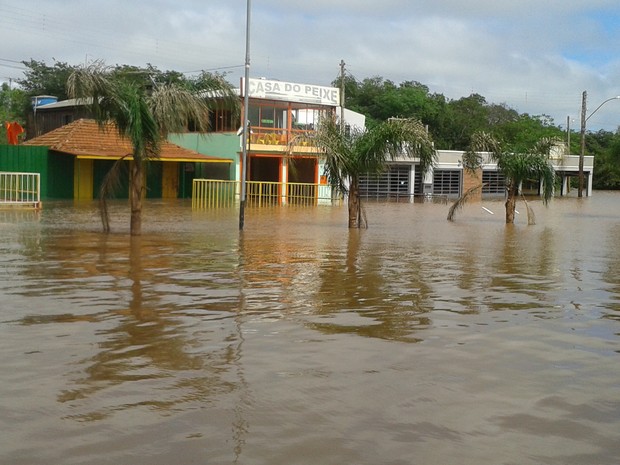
<box><xmin>239</xmin><ymin>0</ymin><xmax>251</xmax><ymax>230</ymax></box>
<box><xmin>578</xmin><ymin>92</ymin><xmax>620</xmax><ymax>197</ymax></box>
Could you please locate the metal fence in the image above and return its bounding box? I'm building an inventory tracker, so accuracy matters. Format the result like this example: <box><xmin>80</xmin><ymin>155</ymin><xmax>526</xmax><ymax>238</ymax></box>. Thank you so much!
<box><xmin>0</xmin><ymin>172</ymin><xmax>41</xmax><ymax>208</ymax></box>
<box><xmin>192</xmin><ymin>179</ymin><xmax>238</xmax><ymax>208</ymax></box>
<box><xmin>192</xmin><ymin>179</ymin><xmax>338</xmax><ymax>208</ymax></box>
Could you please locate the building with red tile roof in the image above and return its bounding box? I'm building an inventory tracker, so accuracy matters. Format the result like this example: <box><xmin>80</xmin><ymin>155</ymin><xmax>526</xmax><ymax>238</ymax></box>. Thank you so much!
<box><xmin>23</xmin><ymin>119</ymin><xmax>232</xmax><ymax>200</ymax></box>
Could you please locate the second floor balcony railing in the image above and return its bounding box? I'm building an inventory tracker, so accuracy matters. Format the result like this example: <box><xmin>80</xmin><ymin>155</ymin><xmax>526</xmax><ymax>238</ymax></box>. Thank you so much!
<box><xmin>248</xmin><ymin>128</ymin><xmax>315</xmax><ymax>149</ymax></box>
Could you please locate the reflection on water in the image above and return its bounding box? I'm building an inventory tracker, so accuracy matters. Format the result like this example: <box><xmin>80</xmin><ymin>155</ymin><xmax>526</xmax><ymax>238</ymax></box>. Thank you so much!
<box><xmin>1</xmin><ymin>195</ymin><xmax>619</xmax><ymax>464</ymax></box>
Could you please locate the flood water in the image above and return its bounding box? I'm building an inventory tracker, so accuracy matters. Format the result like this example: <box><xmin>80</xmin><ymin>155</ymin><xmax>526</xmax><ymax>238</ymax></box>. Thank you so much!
<box><xmin>0</xmin><ymin>192</ymin><xmax>619</xmax><ymax>465</ymax></box>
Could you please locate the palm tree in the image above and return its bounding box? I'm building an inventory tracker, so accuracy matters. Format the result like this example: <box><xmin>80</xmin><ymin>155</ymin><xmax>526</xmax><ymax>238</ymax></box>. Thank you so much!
<box><xmin>295</xmin><ymin>116</ymin><xmax>436</xmax><ymax>228</ymax></box>
<box><xmin>449</xmin><ymin>131</ymin><xmax>557</xmax><ymax>224</ymax></box>
<box><xmin>67</xmin><ymin>62</ymin><xmax>237</xmax><ymax>235</ymax></box>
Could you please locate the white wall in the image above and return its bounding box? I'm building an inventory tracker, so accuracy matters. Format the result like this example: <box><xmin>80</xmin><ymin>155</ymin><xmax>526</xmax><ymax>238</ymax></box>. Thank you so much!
<box><xmin>338</xmin><ymin>107</ymin><xmax>366</xmax><ymax>131</ymax></box>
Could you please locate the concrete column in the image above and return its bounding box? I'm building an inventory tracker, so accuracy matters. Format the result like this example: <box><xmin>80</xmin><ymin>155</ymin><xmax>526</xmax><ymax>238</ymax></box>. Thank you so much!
<box><xmin>409</xmin><ymin>164</ymin><xmax>416</xmax><ymax>202</ymax></box>
<box><xmin>561</xmin><ymin>175</ymin><xmax>568</xmax><ymax>196</ymax></box>
<box><xmin>281</xmin><ymin>158</ymin><xmax>288</xmax><ymax>205</ymax></box>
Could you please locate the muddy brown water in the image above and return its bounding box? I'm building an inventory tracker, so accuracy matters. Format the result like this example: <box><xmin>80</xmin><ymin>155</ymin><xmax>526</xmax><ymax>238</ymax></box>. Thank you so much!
<box><xmin>0</xmin><ymin>193</ymin><xmax>619</xmax><ymax>465</ymax></box>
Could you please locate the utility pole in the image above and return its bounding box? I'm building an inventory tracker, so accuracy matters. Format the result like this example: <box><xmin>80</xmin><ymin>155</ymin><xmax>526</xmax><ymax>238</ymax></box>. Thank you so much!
<box><xmin>339</xmin><ymin>60</ymin><xmax>346</xmax><ymax>98</ymax></box>
<box><xmin>566</xmin><ymin>115</ymin><xmax>570</xmax><ymax>153</ymax></box>
<box><xmin>578</xmin><ymin>91</ymin><xmax>587</xmax><ymax>198</ymax></box>
<box><xmin>578</xmin><ymin>92</ymin><xmax>620</xmax><ymax>198</ymax></box>
<box><xmin>7</xmin><ymin>78</ymin><xmax>12</xmax><ymax>111</ymax></box>
<box><xmin>239</xmin><ymin>0</ymin><xmax>251</xmax><ymax>230</ymax></box>
<box><xmin>339</xmin><ymin>59</ymin><xmax>346</xmax><ymax>133</ymax></box>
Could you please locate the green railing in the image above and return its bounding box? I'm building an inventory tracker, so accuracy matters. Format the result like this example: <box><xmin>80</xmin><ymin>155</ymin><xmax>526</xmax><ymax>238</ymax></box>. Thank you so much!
<box><xmin>192</xmin><ymin>179</ymin><xmax>337</xmax><ymax>208</ymax></box>
<box><xmin>0</xmin><ymin>172</ymin><xmax>41</xmax><ymax>208</ymax></box>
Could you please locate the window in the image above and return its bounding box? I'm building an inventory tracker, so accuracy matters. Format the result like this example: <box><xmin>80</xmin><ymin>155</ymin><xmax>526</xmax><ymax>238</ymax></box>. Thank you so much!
<box><xmin>433</xmin><ymin>170</ymin><xmax>461</xmax><ymax>195</ymax></box>
<box><xmin>209</xmin><ymin>108</ymin><xmax>237</xmax><ymax>132</ymax></box>
<box><xmin>248</xmin><ymin>100</ymin><xmax>288</xmax><ymax>130</ymax></box>
<box><xmin>482</xmin><ymin>170</ymin><xmax>505</xmax><ymax>194</ymax></box>
<box><xmin>261</xmin><ymin>106</ymin><xmax>275</xmax><ymax>127</ymax></box>
<box><xmin>360</xmin><ymin>165</ymin><xmax>411</xmax><ymax>199</ymax></box>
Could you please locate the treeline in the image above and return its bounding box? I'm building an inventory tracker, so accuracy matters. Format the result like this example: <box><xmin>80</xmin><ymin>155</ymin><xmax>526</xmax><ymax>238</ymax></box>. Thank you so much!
<box><xmin>1</xmin><ymin>60</ymin><xmax>619</xmax><ymax>188</ymax></box>
<box><xmin>0</xmin><ymin>59</ymin><xmax>231</xmax><ymax>141</ymax></box>
<box><xmin>335</xmin><ymin>75</ymin><xmax>620</xmax><ymax>189</ymax></box>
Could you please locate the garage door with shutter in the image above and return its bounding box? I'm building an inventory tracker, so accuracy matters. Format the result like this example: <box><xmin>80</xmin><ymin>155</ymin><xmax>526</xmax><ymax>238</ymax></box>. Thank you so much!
<box><xmin>432</xmin><ymin>169</ymin><xmax>461</xmax><ymax>196</ymax></box>
<box><xmin>360</xmin><ymin>164</ymin><xmax>411</xmax><ymax>199</ymax></box>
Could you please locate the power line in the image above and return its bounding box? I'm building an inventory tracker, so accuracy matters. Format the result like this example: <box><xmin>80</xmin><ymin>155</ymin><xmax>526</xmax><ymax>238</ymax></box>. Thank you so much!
<box><xmin>0</xmin><ymin>58</ymin><xmax>24</xmax><ymax>64</ymax></box>
<box><xmin>0</xmin><ymin>63</ymin><xmax>26</xmax><ymax>70</ymax></box>
<box><xmin>0</xmin><ymin>7</ymin><xmax>244</xmax><ymax>72</ymax></box>
<box><xmin>180</xmin><ymin>65</ymin><xmax>245</xmax><ymax>75</ymax></box>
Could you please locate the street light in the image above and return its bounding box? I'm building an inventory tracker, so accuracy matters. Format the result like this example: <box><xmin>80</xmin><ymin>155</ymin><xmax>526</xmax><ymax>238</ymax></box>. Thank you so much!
<box><xmin>239</xmin><ymin>0</ymin><xmax>251</xmax><ymax>230</ymax></box>
<box><xmin>578</xmin><ymin>92</ymin><xmax>620</xmax><ymax>197</ymax></box>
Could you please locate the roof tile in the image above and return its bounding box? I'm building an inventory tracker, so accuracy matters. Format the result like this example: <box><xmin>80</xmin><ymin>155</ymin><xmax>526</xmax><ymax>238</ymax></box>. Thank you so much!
<box><xmin>24</xmin><ymin>119</ymin><xmax>227</xmax><ymax>162</ymax></box>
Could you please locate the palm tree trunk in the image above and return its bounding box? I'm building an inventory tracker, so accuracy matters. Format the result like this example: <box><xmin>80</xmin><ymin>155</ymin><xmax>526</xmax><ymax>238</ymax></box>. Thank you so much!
<box><xmin>130</xmin><ymin>160</ymin><xmax>144</xmax><ymax>236</ymax></box>
<box><xmin>348</xmin><ymin>178</ymin><xmax>360</xmax><ymax>228</ymax></box>
<box><xmin>505</xmin><ymin>184</ymin><xmax>517</xmax><ymax>224</ymax></box>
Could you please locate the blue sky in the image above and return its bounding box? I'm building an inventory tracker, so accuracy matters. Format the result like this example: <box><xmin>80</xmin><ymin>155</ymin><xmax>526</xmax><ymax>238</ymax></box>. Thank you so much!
<box><xmin>1</xmin><ymin>0</ymin><xmax>620</xmax><ymax>130</ymax></box>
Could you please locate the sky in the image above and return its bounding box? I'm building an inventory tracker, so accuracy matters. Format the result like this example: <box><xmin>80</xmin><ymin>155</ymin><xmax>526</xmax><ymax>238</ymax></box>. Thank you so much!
<box><xmin>2</xmin><ymin>0</ymin><xmax>620</xmax><ymax>131</ymax></box>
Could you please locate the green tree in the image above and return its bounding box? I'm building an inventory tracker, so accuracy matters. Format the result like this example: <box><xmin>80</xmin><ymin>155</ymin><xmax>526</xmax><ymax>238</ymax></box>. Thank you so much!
<box><xmin>450</xmin><ymin>132</ymin><xmax>557</xmax><ymax>224</ymax></box>
<box><xmin>0</xmin><ymin>82</ymin><xmax>28</xmax><ymax>144</ymax></box>
<box><xmin>296</xmin><ymin>116</ymin><xmax>436</xmax><ymax>228</ymax></box>
<box><xmin>592</xmin><ymin>130</ymin><xmax>620</xmax><ymax>189</ymax></box>
<box><xmin>18</xmin><ymin>59</ymin><xmax>77</xmax><ymax>100</ymax></box>
<box><xmin>338</xmin><ymin>76</ymin><xmax>449</xmax><ymax>137</ymax></box>
<box><xmin>487</xmin><ymin>102</ymin><xmax>520</xmax><ymax>127</ymax></box>
<box><xmin>67</xmin><ymin>62</ymin><xmax>237</xmax><ymax>236</ymax></box>
<box><xmin>115</xmin><ymin>63</ymin><xmax>185</xmax><ymax>85</ymax></box>
<box><xmin>443</xmin><ymin>94</ymin><xmax>491</xmax><ymax>149</ymax></box>
<box><xmin>495</xmin><ymin>113</ymin><xmax>564</xmax><ymax>151</ymax></box>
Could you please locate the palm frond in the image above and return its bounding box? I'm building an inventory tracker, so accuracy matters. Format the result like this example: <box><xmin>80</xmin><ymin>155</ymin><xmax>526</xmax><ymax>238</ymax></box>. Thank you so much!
<box><xmin>290</xmin><ymin>115</ymin><xmax>352</xmax><ymax>195</ymax></box>
<box><xmin>149</xmin><ymin>84</ymin><xmax>211</xmax><ymax>136</ymax></box>
<box><xmin>447</xmin><ymin>183</ymin><xmax>484</xmax><ymax>221</ymax></box>
<box><xmin>462</xmin><ymin>131</ymin><xmax>503</xmax><ymax>173</ymax></box>
<box><xmin>66</xmin><ymin>61</ymin><xmax>115</xmax><ymax>108</ymax></box>
<box><xmin>360</xmin><ymin>118</ymin><xmax>436</xmax><ymax>176</ymax></box>
<box><xmin>471</xmin><ymin>131</ymin><xmax>503</xmax><ymax>155</ymax></box>
<box><xmin>359</xmin><ymin>201</ymin><xmax>368</xmax><ymax>229</ymax></box>
<box><xmin>68</xmin><ymin>63</ymin><xmax>161</xmax><ymax>161</ymax></box>
<box><xmin>193</xmin><ymin>71</ymin><xmax>240</xmax><ymax>119</ymax></box>
<box><xmin>528</xmin><ymin>138</ymin><xmax>560</xmax><ymax>204</ymax></box>
<box><xmin>521</xmin><ymin>193</ymin><xmax>536</xmax><ymax>225</ymax></box>
<box><xmin>530</xmin><ymin>136</ymin><xmax>562</xmax><ymax>158</ymax></box>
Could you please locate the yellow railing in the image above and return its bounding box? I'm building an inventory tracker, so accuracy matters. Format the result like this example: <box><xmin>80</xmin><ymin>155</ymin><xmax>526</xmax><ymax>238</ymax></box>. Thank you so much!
<box><xmin>286</xmin><ymin>182</ymin><xmax>318</xmax><ymax>206</ymax></box>
<box><xmin>246</xmin><ymin>180</ymin><xmax>280</xmax><ymax>206</ymax></box>
<box><xmin>192</xmin><ymin>179</ymin><xmax>237</xmax><ymax>208</ymax></box>
<box><xmin>248</xmin><ymin>128</ymin><xmax>315</xmax><ymax>146</ymax></box>
<box><xmin>192</xmin><ymin>179</ymin><xmax>338</xmax><ymax>209</ymax></box>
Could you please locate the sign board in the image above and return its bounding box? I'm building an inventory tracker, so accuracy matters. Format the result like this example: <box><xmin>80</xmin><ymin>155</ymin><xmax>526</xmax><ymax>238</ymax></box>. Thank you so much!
<box><xmin>243</xmin><ymin>78</ymin><xmax>340</xmax><ymax>107</ymax></box>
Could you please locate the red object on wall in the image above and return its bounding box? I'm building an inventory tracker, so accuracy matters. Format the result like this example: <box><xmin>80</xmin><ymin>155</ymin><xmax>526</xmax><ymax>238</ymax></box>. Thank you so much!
<box><xmin>5</xmin><ymin>121</ymin><xmax>24</xmax><ymax>145</ymax></box>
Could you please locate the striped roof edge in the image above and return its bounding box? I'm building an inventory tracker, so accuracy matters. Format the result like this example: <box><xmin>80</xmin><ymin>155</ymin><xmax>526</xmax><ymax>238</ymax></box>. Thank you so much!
<box><xmin>24</xmin><ymin>119</ymin><xmax>231</xmax><ymax>163</ymax></box>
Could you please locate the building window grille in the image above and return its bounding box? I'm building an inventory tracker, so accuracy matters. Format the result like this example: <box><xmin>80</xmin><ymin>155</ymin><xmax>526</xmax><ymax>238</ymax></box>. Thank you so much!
<box><xmin>482</xmin><ymin>170</ymin><xmax>506</xmax><ymax>194</ymax></box>
<box><xmin>432</xmin><ymin>169</ymin><xmax>461</xmax><ymax>195</ymax></box>
<box><xmin>360</xmin><ymin>164</ymin><xmax>411</xmax><ymax>199</ymax></box>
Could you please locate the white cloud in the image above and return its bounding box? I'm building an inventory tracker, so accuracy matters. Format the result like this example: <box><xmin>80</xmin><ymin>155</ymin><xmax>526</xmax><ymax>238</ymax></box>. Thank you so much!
<box><xmin>2</xmin><ymin>0</ymin><xmax>620</xmax><ymax>130</ymax></box>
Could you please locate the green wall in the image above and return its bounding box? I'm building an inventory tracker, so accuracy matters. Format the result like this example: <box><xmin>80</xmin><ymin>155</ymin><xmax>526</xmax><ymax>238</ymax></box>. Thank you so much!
<box><xmin>168</xmin><ymin>132</ymin><xmax>239</xmax><ymax>180</ymax></box>
<box><xmin>0</xmin><ymin>145</ymin><xmax>73</xmax><ymax>199</ymax></box>
<box><xmin>2</xmin><ymin>141</ymin><xmax>235</xmax><ymax>201</ymax></box>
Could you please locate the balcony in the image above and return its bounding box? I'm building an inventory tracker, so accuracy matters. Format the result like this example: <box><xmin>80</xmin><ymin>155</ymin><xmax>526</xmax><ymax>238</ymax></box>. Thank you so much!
<box><xmin>247</xmin><ymin>128</ymin><xmax>317</xmax><ymax>154</ymax></box>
